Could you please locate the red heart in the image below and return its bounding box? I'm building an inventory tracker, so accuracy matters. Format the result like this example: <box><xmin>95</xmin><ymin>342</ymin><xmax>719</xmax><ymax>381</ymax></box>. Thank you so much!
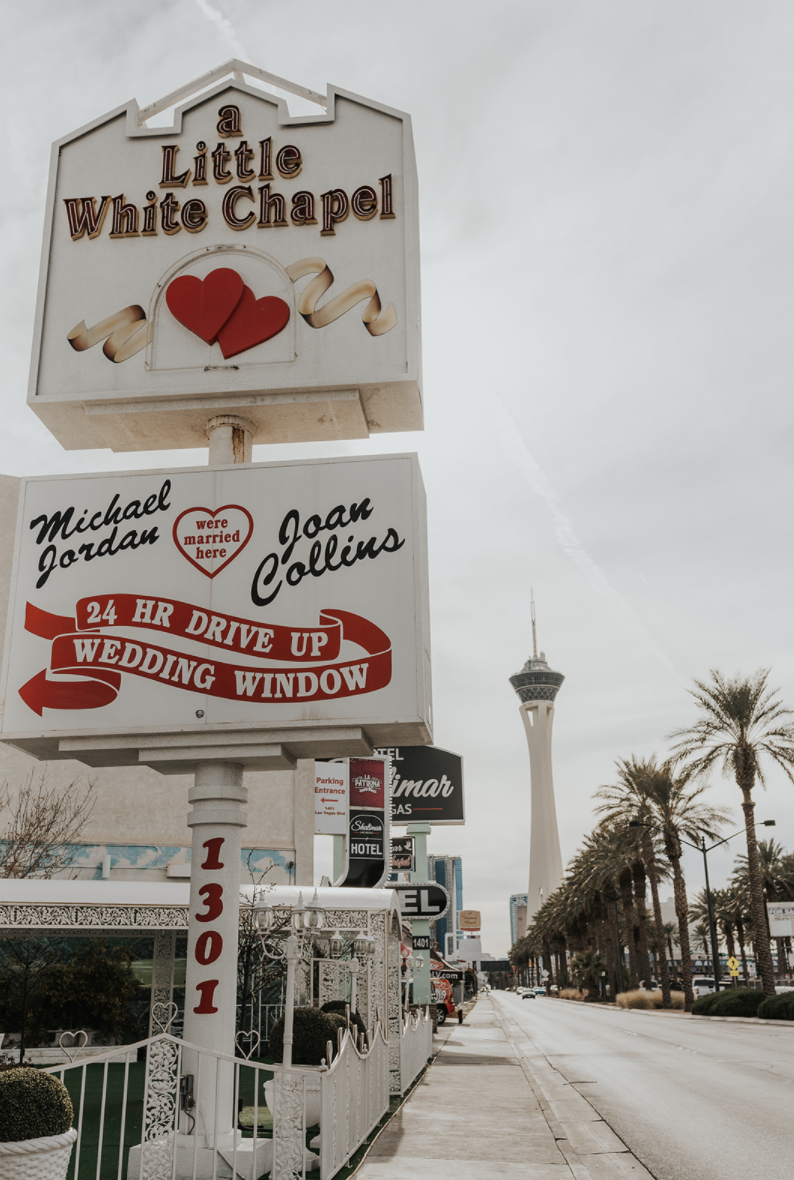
<box><xmin>172</xmin><ymin>505</ymin><xmax>254</xmax><ymax>578</ymax></box>
<box><xmin>166</xmin><ymin>268</ymin><xmax>244</xmax><ymax>344</ymax></box>
<box><xmin>217</xmin><ymin>286</ymin><xmax>290</xmax><ymax>359</ymax></box>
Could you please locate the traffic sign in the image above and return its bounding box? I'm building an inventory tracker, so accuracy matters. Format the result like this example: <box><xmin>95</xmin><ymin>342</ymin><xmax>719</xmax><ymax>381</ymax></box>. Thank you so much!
<box><xmin>727</xmin><ymin>955</ymin><xmax>740</xmax><ymax>977</ymax></box>
<box><xmin>392</xmin><ymin>883</ymin><xmax>450</xmax><ymax>920</ymax></box>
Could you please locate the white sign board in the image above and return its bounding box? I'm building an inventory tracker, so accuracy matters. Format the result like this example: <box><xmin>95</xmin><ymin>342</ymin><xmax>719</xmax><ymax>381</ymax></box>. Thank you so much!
<box><xmin>29</xmin><ymin>67</ymin><xmax>422</xmax><ymax>452</ymax></box>
<box><xmin>768</xmin><ymin>902</ymin><xmax>794</xmax><ymax>937</ymax></box>
<box><xmin>0</xmin><ymin>454</ymin><xmax>431</xmax><ymax>765</ymax></box>
<box><xmin>314</xmin><ymin>761</ymin><xmax>348</xmax><ymax>834</ymax></box>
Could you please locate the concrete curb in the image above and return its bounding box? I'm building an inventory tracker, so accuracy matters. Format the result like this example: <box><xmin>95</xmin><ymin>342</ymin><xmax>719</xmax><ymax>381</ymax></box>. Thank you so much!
<box><xmin>492</xmin><ymin>997</ymin><xmax>654</xmax><ymax>1180</ymax></box>
<box><xmin>622</xmin><ymin>1008</ymin><xmax>794</xmax><ymax>1028</ymax></box>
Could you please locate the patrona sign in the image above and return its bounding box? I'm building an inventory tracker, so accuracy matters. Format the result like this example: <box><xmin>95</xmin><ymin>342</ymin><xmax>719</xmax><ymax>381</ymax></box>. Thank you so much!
<box><xmin>0</xmin><ymin>455</ymin><xmax>430</xmax><ymax>757</ymax></box>
<box><xmin>28</xmin><ymin>63</ymin><xmax>421</xmax><ymax>452</ymax></box>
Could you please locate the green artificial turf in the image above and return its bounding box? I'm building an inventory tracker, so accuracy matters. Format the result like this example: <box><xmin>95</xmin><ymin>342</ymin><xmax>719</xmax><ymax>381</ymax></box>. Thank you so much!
<box><xmin>56</xmin><ymin>1057</ymin><xmax>275</xmax><ymax>1178</ymax></box>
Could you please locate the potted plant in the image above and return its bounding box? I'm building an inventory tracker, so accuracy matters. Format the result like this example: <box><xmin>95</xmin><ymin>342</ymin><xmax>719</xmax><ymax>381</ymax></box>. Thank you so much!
<box><xmin>265</xmin><ymin>1008</ymin><xmax>343</xmax><ymax>1126</ymax></box>
<box><xmin>0</xmin><ymin>1068</ymin><xmax>76</xmax><ymax>1180</ymax></box>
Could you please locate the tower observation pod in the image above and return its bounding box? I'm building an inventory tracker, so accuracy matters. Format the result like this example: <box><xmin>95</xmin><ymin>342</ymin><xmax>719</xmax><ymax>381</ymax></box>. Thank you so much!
<box><xmin>509</xmin><ymin>596</ymin><xmax>565</xmax><ymax>929</ymax></box>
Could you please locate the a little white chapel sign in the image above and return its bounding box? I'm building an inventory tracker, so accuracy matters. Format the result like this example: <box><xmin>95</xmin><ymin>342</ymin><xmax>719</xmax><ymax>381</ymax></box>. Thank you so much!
<box><xmin>29</xmin><ymin>74</ymin><xmax>422</xmax><ymax>451</ymax></box>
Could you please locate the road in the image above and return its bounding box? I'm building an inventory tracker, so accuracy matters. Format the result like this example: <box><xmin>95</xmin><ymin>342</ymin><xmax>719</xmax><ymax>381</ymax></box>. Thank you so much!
<box><xmin>492</xmin><ymin>990</ymin><xmax>793</xmax><ymax>1180</ymax></box>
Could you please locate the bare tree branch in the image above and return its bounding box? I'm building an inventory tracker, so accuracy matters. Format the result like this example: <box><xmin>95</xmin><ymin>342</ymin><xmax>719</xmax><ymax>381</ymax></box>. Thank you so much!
<box><xmin>0</xmin><ymin>771</ymin><xmax>95</xmax><ymax>878</ymax></box>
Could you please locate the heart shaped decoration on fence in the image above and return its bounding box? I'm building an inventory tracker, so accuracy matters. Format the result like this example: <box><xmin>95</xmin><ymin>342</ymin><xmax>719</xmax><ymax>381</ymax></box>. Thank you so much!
<box><xmin>151</xmin><ymin>1001</ymin><xmax>178</xmax><ymax>1034</ymax></box>
<box><xmin>59</xmin><ymin>1030</ymin><xmax>88</xmax><ymax>1063</ymax></box>
<box><xmin>235</xmin><ymin>1030</ymin><xmax>261</xmax><ymax>1060</ymax></box>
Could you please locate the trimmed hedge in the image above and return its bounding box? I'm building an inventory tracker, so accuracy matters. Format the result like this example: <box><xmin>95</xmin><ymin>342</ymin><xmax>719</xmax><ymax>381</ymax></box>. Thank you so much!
<box><xmin>693</xmin><ymin>988</ymin><xmax>765</xmax><ymax>1018</ymax></box>
<box><xmin>0</xmin><ymin>1068</ymin><xmax>73</xmax><ymax>1142</ymax></box>
<box><xmin>758</xmin><ymin>992</ymin><xmax>794</xmax><ymax>1021</ymax></box>
<box><xmin>269</xmin><ymin>1007</ymin><xmax>339</xmax><ymax>1065</ymax></box>
<box><xmin>711</xmin><ymin>988</ymin><xmax>765</xmax><ymax>1018</ymax></box>
<box><xmin>691</xmin><ymin>992</ymin><xmax>720</xmax><ymax>1015</ymax></box>
<box><xmin>320</xmin><ymin>1000</ymin><xmax>368</xmax><ymax>1044</ymax></box>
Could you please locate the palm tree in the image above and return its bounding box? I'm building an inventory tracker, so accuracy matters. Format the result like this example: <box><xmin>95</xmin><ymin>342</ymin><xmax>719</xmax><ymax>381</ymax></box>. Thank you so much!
<box><xmin>670</xmin><ymin>670</ymin><xmax>794</xmax><ymax>998</ymax></box>
<box><xmin>662</xmin><ymin>921</ymin><xmax>678</xmax><ymax>982</ymax></box>
<box><xmin>733</xmin><ymin>838</ymin><xmax>789</xmax><ymax>977</ymax></box>
<box><xmin>594</xmin><ymin>756</ymin><xmax>674</xmax><ymax>1006</ymax></box>
<box><xmin>628</xmin><ymin>760</ymin><xmax>729</xmax><ymax>1010</ymax></box>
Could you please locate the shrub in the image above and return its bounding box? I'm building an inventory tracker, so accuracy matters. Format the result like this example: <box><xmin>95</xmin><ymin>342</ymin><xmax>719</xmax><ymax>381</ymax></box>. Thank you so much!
<box><xmin>710</xmin><ymin>988</ymin><xmax>765</xmax><ymax>1018</ymax></box>
<box><xmin>692</xmin><ymin>992</ymin><xmax>720</xmax><ymax>1015</ymax></box>
<box><xmin>616</xmin><ymin>988</ymin><xmax>686</xmax><ymax>1011</ymax></box>
<box><xmin>758</xmin><ymin>992</ymin><xmax>794</xmax><ymax>1021</ymax></box>
<box><xmin>269</xmin><ymin>1007</ymin><xmax>339</xmax><ymax>1065</ymax></box>
<box><xmin>559</xmin><ymin>988</ymin><xmax>588</xmax><ymax>1001</ymax></box>
<box><xmin>0</xmin><ymin>1068</ymin><xmax>73</xmax><ymax>1142</ymax></box>
<box><xmin>616</xmin><ymin>989</ymin><xmax>655</xmax><ymax>1010</ymax></box>
<box><xmin>320</xmin><ymin>1000</ymin><xmax>367</xmax><ymax>1043</ymax></box>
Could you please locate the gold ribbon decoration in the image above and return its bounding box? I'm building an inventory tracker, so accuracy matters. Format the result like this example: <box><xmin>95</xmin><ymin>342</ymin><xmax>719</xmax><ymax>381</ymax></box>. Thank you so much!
<box><xmin>65</xmin><ymin>256</ymin><xmax>395</xmax><ymax>364</ymax></box>
<box><xmin>285</xmin><ymin>257</ymin><xmax>397</xmax><ymax>336</ymax></box>
<box><xmin>67</xmin><ymin>306</ymin><xmax>152</xmax><ymax>364</ymax></box>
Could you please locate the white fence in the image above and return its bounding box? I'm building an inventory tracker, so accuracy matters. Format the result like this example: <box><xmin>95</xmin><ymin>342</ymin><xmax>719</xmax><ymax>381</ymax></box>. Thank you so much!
<box><xmin>43</xmin><ymin>1015</ymin><xmax>390</xmax><ymax>1180</ymax></box>
<box><xmin>399</xmin><ymin>1007</ymin><xmax>432</xmax><ymax>1095</ymax></box>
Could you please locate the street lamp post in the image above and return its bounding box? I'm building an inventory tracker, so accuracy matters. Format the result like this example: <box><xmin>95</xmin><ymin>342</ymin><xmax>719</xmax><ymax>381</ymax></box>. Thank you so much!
<box><xmin>629</xmin><ymin>819</ymin><xmax>776</xmax><ymax>992</ymax></box>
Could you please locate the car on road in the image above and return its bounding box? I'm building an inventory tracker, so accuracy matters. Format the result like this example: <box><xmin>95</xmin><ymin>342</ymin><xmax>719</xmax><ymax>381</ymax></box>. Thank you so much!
<box><xmin>692</xmin><ymin>976</ymin><xmax>716</xmax><ymax>998</ymax></box>
<box><xmin>522</xmin><ymin>988</ymin><xmax>535</xmax><ymax>999</ymax></box>
<box><xmin>533</xmin><ymin>986</ymin><xmax>546</xmax><ymax>996</ymax></box>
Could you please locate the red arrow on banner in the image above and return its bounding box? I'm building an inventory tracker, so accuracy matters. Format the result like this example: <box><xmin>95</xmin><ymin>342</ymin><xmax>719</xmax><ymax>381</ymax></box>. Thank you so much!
<box><xmin>18</xmin><ymin>669</ymin><xmax>120</xmax><ymax>716</ymax></box>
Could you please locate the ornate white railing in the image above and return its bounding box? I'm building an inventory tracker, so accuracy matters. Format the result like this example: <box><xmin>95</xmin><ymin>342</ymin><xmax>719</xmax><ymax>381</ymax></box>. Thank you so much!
<box><xmin>317</xmin><ymin>1021</ymin><xmax>389</xmax><ymax>1178</ymax></box>
<box><xmin>42</xmin><ymin>1015</ymin><xmax>390</xmax><ymax>1180</ymax></box>
<box><xmin>399</xmin><ymin>1006</ymin><xmax>432</xmax><ymax>1095</ymax></box>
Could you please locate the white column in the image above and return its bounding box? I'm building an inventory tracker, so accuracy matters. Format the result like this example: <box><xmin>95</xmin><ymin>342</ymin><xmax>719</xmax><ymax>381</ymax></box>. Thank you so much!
<box><xmin>182</xmin><ymin>761</ymin><xmax>247</xmax><ymax>1145</ymax></box>
<box><xmin>407</xmin><ymin>821</ymin><xmax>432</xmax><ymax>1005</ymax></box>
<box><xmin>206</xmin><ymin>415</ymin><xmax>255</xmax><ymax>464</ymax></box>
<box><xmin>521</xmin><ymin>700</ymin><xmax>564</xmax><ymax>925</ymax></box>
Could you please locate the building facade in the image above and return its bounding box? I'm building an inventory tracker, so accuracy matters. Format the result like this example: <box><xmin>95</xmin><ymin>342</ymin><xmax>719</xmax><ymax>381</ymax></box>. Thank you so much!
<box><xmin>510</xmin><ymin>892</ymin><xmax>528</xmax><ymax>946</ymax></box>
<box><xmin>428</xmin><ymin>854</ymin><xmax>463</xmax><ymax>957</ymax></box>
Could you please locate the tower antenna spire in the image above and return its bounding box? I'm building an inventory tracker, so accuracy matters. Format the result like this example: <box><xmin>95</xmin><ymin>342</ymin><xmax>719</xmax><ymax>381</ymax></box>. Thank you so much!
<box><xmin>531</xmin><ymin>587</ymin><xmax>538</xmax><ymax>661</ymax></box>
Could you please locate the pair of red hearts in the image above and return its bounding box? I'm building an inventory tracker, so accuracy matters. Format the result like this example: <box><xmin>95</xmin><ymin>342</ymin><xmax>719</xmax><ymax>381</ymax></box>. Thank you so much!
<box><xmin>165</xmin><ymin>267</ymin><xmax>290</xmax><ymax>359</ymax></box>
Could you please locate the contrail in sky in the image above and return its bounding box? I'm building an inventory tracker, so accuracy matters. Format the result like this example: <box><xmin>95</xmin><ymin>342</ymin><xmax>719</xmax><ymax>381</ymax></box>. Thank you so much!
<box><xmin>493</xmin><ymin>399</ymin><xmax>679</xmax><ymax>679</ymax></box>
<box><xmin>194</xmin><ymin>0</ymin><xmax>249</xmax><ymax>59</ymax></box>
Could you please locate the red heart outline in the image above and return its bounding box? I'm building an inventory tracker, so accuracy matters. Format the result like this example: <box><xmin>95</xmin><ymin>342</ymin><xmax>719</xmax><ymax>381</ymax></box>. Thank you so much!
<box><xmin>172</xmin><ymin>505</ymin><xmax>254</xmax><ymax>579</ymax></box>
<box><xmin>165</xmin><ymin>268</ymin><xmax>244</xmax><ymax>344</ymax></box>
<box><xmin>217</xmin><ymin>286</ymin><xmax>291</xmax><ymax>359</ymax></box>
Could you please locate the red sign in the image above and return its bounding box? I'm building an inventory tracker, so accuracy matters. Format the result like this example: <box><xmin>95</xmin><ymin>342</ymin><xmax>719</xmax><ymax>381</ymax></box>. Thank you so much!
<box><xmin>349</xmin><ymin>758</ymin><xmax>386</xmax><ymax>807</ymax></box>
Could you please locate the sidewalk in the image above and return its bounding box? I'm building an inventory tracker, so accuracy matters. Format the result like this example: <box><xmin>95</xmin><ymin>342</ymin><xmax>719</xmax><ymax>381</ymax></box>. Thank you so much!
<box><xmin>355</xmin><ymin>993</ymin><xmax>651</xmax><ymax>1180</ymax></box>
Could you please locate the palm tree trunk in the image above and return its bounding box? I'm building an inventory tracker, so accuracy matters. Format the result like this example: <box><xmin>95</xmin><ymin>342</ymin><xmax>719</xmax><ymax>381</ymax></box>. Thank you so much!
<box><xmin>644</xmin><ymin>842</ymin><xmax>672</xmax><ymax>1008</ymax></box>
<box><xmin>739</xmin><ymin>784</ymin><xmax>776</xmax><ymax>997</ymax></box>
<box><xmin>668</xmin><ymin>846</ymin><xmax>694</xmax><ymax>1010</ymax></box>
<box><xmin>619</xmin><ymin>868</ymin><xmax>639</xmax><ymax>988</ymax></box>
<box><xmin>632</xmin><ymin>861</ymin><xmax>652</xmax><ymax>987</ymax></box>
<box><xmin>736</xmin><ymin>917</ymin><xmax>750</xmax><ymax>984</ymax></box>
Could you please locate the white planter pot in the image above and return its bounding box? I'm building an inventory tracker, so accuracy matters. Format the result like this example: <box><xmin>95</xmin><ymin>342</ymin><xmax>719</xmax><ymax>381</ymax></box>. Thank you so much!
<box><xmin>264</xmin><ymin>1074</ymin><xmax>322</xmax><ymax>1127</ymax></box>
<box><xmin>0</xmin><ymin>1128</ymin><xmax>77</xmax><ymax>1180</ymax></box>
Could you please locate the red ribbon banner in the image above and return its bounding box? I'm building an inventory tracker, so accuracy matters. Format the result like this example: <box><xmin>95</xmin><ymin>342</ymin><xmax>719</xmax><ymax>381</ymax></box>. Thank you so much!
<box><xmin>19</xmin><ymin>598</ymin><xmax>392</xmax><ymax>716</ymax></box>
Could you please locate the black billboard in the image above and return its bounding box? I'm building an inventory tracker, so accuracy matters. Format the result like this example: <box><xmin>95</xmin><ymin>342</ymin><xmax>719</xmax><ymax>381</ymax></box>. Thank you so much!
<box><xmin>375</xmin><ymin>745</ymin><xmax>464</xmax><ymax>826</ymax></box>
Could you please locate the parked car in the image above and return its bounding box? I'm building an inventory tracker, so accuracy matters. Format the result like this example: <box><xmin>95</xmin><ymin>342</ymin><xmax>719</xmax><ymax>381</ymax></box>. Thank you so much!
<box><xmin>533</xmin><ymin>986</ymin><xmax>546</xmax><ymax>996</ymax></box>
<box><xmin>692</xmin><ymin>976</ymin><xmax>716</xmax><ymax>999</ymax></box>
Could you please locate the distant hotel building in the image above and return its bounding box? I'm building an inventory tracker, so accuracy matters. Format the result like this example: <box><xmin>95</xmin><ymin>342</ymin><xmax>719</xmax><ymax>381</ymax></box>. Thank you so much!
<box><xmin>428</xmin><ymin>854</ymin><xmax>463</xmax><ymax>958</ymax></box>
<box><xmin>510</xmin><ymin>893</ymin><xmax>528</xmax><ymax>945</ymax></box>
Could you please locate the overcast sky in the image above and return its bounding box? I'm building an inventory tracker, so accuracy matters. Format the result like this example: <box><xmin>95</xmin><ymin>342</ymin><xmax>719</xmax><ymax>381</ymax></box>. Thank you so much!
<box><xmin>3</xmin><ymin>1</ymin><xmax>794</xmax><ymax>955</ymax></box>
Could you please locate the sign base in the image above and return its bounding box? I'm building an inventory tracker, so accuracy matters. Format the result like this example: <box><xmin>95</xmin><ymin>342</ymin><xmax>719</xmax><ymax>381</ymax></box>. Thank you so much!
<box><xmin>3</xmin><ymin>721</ymin><xmax>431</xmax><ymax>772</ymax></box>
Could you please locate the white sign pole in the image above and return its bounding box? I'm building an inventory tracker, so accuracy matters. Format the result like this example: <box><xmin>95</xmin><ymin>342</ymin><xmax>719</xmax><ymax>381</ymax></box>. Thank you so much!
<box><xmin>181</xmin><ymin>418</ymin><xmax>252</xmax><ymax>1150</ymax></box>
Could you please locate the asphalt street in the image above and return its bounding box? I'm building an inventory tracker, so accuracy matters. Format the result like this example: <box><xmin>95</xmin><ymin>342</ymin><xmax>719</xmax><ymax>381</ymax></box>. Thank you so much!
<box><xmin>493</xmin><ymin>991</ymin><xmax>793</xmax><ymax>1180</ymax></box>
